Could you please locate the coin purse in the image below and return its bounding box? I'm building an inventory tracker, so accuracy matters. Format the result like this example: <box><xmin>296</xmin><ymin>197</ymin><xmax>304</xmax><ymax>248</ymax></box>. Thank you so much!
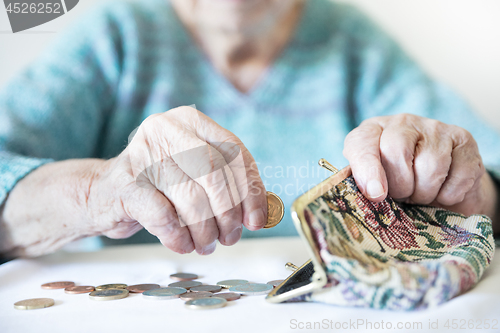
<box><xmin>266</xmin><ymin>162</ymin><xmax>495</xmax><ymax>310</ymax></box>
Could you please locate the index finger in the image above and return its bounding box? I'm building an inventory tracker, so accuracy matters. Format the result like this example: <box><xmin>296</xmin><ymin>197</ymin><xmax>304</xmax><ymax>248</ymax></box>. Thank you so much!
<box><xmin>343</xmin><ymin>121</ymin><xmax>388</xmax><ymax>201</ymax></box>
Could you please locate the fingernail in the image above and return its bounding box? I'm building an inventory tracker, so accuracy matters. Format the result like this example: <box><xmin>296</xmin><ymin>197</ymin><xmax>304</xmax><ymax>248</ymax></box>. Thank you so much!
<box><xmin>199</xmin><ymin>240</ymin><xmax>217</xmax><ymax>255</ymax></box>
<box><xmin>366</xmin><ymin>179</ymin><xmax>384</xmax><ymax>199</ymax></box>
<box><xmin>249</xmin><ymin>209</ymin><xmax>265</xmax><ymax>229</ymax></box>
<box><xmin>224</xmin><ymin>227</ymin><xmax>242</xmax><ymax>245</ymax></box>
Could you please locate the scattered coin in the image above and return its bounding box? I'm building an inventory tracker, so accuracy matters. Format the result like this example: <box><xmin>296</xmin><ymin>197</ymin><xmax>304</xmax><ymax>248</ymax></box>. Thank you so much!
<box><xmin>14</xmin><ymin>298</ymin><xmax>55</xmax><ymax>310</ymax></box>
<box><xmin>41</xmin><ymin>281</ymin><xmax>75</xmax><ymax>290</ymax></box>
<box><xmin>267</xmin><ymin>280</ymin><xmax>285</xmax><ymax>287</ymax></box>
<box><xmin>179</xmin><ymin>291</ymin><xmax>213</xmax><ymax>301</ymax></box>
<box><xmin>95</xmin><ymin>283</ymin><xmax>127</xmax><ymax>291</ymax></box>
<box><xmin>190</xmin><ymin>285</ymin><xmax>222</xmax><ymax>293</ymax></box>
<box><xmin>212</xmin><ymin>292</ymin><xmax>241</xmax><ymax>301</ymax></box>
<box><xmin>89</xmin><ymin>289</ymin><xmax>129</xmax><ymax>301</ymax></box>
<box><xmin>229</xmin><ymin>283</ymin><xmax>273</xmax><ymax>295</ymax></box>
<box><xmin>169</xmin><ymin>273</ymin><xmax>198</xmax><ymax>281</ymax></box>
<box><xmin>64</xmin><ymin>286</ymin><xmax>95</xmax><ymax>294</ymax></box>
<box><xmin>216</xmin><ymin>279</ymin><xmax>249</xmax><ymax>289</ymax></box>
<box><xmin>264</xmin><ymin>191</ymin><xmax>284</xmax><ymax>228</ymax></box>
<box><xmin>168</xmin><ymin>281</ymin><xmax>202</xmax><ymax>290</ymax></box>
<box><xmin>143</xmin><ymin>287</ymin><xmax>187</xmax><ymax>300</ymax></box>
<box><xmin>185</xmin><ymin>297</ymin><xmax>227</xmax><ymax>310</ymax></box>
<box><xmin>126</xmin><ymin>284</ymin><xmax>161</xmax><ymax>293</ymax></box>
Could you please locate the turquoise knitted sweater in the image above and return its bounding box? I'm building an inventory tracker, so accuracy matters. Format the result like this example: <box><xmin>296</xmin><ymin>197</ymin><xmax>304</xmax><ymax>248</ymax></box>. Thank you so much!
<box><xmin>1</xmin><ymin>0</ymin><xmax>500</xmax><ymax>246</ymax></box>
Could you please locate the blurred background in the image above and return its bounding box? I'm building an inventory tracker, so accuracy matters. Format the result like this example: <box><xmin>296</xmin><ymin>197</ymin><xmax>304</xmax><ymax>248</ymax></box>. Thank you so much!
<box><xmin>1</xmin><ymin>0</ymin><xmax>500</xmax><ymax>130</ymax></box>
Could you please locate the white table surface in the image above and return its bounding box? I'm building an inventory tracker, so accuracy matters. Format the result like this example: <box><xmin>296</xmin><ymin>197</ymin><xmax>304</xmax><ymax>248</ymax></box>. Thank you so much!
<box><xmin>1</xmin><ymin>237</ymin><xmax>499</xmax><ymax>333</ymax></box>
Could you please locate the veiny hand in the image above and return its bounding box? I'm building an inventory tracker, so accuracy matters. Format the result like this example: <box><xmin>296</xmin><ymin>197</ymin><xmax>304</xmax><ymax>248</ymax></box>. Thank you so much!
<box><xmin>343</xmin><ymin>113</ymin><xmax>498</xmax><ymax>218</ymax></box>
<box><xmin>88</xmin><ymin>106</ymin><xmax>267</xmax><ymax>255</ymax></box>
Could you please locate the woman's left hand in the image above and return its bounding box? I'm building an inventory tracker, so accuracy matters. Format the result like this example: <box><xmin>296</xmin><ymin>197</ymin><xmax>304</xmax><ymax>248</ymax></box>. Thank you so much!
<box><xmin>343</xmin><ymin>113</ymin><xmax>498</xmax><ymax>220</ymax></box>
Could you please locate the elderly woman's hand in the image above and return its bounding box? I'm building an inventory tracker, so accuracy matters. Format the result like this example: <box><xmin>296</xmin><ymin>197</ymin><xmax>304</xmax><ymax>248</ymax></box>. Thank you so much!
<box><xmin>344</xmin><ymin>114</ymin><xmax>498</xmax><ymax>219</ymax></box>
<box><xmin>88</xmin><ymin>106</ymin><xmax>267</xmax><ymax>255</ymax></box>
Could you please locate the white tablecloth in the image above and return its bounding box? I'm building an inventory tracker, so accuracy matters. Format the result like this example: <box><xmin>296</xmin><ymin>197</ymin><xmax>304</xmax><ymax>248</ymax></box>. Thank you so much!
<box><xmin>1</xmin><ymin>237</ymin><xmax>499</xmax><ymax>333</ymax></box>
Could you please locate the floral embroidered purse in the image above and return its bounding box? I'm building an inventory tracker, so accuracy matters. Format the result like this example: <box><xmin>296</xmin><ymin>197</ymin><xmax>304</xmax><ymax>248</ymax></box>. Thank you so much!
<box><xmin>266</xmin><ymin>162</ymin><xmax>495</xmax><ymax>310</ymax></box>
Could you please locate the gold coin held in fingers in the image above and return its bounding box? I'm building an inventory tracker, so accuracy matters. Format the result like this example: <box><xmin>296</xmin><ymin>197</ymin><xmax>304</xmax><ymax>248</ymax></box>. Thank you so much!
<box><xmin>14</xmin><ymin>298</ymin><xmax>55</xmax><ymax>310</ymax></box>
<box><xmin>264</xmin><ymin>192</ymin><xmax>284</xmax><ymax>228</ymax></box>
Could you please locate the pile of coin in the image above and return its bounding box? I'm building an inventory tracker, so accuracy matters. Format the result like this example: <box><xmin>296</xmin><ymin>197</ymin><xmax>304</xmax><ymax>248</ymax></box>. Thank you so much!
<box><xmin>14</xmin><ymin>191</ymin><xmax>286</xmax><ymax>311</ymax></box>
<box><xmin>14</xmin><ymin>273</ymin><xmax>285</xmax><ymax>311</ymax></box>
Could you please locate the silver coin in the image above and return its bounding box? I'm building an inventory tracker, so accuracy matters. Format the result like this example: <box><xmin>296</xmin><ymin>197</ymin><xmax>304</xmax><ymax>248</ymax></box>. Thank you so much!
<box><xmin>142</xmin><ymin>287</ymin><xmax>187</xmax><ymax>300</ymax></box>
<box><xmin>89</xmin><ymin>289</ymin><xmax>129</xmax><ymax>301</ymax></box>
<box><xmin>170</xmin><ymin>273</ymin><xmax>198</xmax><ymax>281</ymax></box>
<box><xmin>229</xmin><ymin>283</ymin><xmax>273</xmax><ymax>295</ymax></box>
<box><xmin>185</xmin><ymin>297</ymin><xmax>227</xmax><ymax>310</ymax></box>
<box><xmin>190</xmin><ymin>285</ymin><xmax>222</xmax><ymax>293</ymax></box>
<box><xmin>216</xmin><ymin>279</ymin><xmax>248</xmax><ymax>289</ymax></box>
<box><xmin>267</xmin><ymin>280</ymin><xmax>285</xmax><ymax>287</ymax></box>
<box><xmin>167</xmin><ymin>281</ymin><xmax>202</xmax><ymax>290</ymax></box>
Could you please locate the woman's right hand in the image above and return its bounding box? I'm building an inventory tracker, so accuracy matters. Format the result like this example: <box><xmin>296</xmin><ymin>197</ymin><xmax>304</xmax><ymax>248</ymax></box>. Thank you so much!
<box><xmin>88</xmin><ymin>106</ymin><xmax>267</xmax><ymax>255</ymax></box>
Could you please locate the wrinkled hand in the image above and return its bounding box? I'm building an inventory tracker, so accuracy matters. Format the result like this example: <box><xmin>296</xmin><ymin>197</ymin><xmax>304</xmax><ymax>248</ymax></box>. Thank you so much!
<box><xmin>343</xmin><ymin>114</ymin><xmax>498</xmax><ymax>218</ymax></box>
<box><xmin>88</xmin><ymin>106</ymin><xmax>267</xmax><ymax>254</ymax></box>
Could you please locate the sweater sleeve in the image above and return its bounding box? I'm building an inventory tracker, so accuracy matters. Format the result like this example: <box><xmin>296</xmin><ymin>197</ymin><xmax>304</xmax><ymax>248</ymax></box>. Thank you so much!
<box><xmin>342</xmin><ymin>6</ymin><xmax>500</xmax><ymax>182</ymax></box>
<box><xmin>0</xmin><ymin>2</ymin><xmax>125</xmax><ymax>206</ymax></box>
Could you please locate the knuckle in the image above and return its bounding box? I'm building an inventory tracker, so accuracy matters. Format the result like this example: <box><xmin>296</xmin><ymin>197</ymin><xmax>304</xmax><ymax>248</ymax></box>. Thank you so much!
<box><xmin>438</xmin><ymin>191</ymin><xmax>464</xmax><ymax>206</ymax></box>
<box><xmin>378</xmin><ymin>140</ymin><xmax>393</xmax><ymax>155</ymax></box>
<box><xmin>358</xmin><ymin>117</ymin><xmax>378</xmax><ymax>127</ymax></box>
<box><xmin>457</xmin><ymin>126</ymin><xmax>473</xmax><ymax>141</ymax></box>
<box><xmin>391</xmin><ymin>113</ymin><xmax>420</xmax><ymax>126</ymax></box>
<box><xmin>168</xmin><ymin>105</ymin><xmax>198</xmax><ymax>117</ymax></box>
<box><xmin>142</xmin><ymin>113</ymin><xmax>163</xmax><ymax>129</ymax></box>
<box><xmin>428</xmin><ymin>119</ymin><xmax>445</xmax><ymax>133</ymax></box>
<box><xmin>380</xmin><ymin>139</ymin><xmax>414</xmax><ymax>163</ymax></box>
<box><xmin>451</xmin><ymin>125</ymin><xmax>476</xmax><ymax>146</ymax></box>
<box><xmin>394</xmin><ymin>113</ymin><xmax>411</xmax><ymax>123</ymax></box>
